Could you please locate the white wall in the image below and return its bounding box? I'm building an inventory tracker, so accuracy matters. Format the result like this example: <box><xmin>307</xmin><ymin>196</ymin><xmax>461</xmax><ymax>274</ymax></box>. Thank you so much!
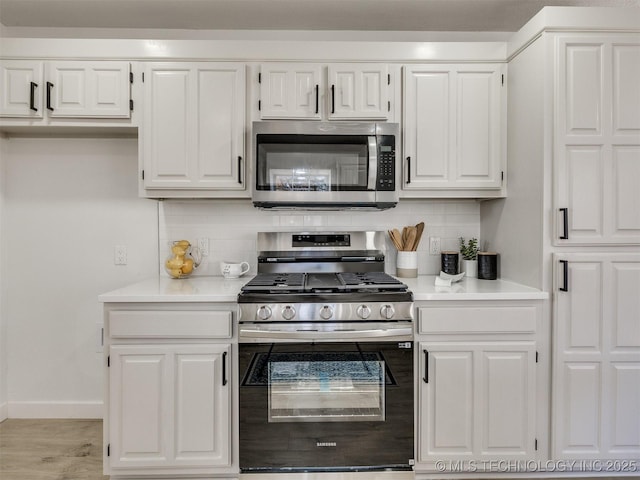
<box><xmin>0</xmin><ymin>135</ymin><xmax>7</xmax><ymax>421</ymax></box>
<box><xmin>159</xmin><ymin>199</ymin><xmax>481</xmax><ymax>277</ymax></box>
<box><xmin>3</xmin><ymin>135</ymin><xmax>158</xmax><ymax>418</ymax></box>
<box><xmin>481</xmin><ymin>35</ymin><xmax>546</xmax><ymax>289</ymax></box>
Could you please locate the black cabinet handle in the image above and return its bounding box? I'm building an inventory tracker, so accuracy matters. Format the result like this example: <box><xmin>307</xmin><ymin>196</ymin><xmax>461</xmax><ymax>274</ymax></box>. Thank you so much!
<box><xmin>29</xmin><ymin>82</ymin><xmax>38</xmax><ymax>112</ymax></box>
<box><xmin>222</xmin><ymin>351</ymin><xmax>228</xmax><ymax>386</ymax></box>
<box><xmin>423</xmin><ymin>349</ymin><xmax>429</xmax><ymax>383</ymax></box>
<box><xmin>331</xmin><ymin>84</ymin><xmax>335</xmax><ymax>114</ymax></box>
<box><xmin>46</xmin><ymin>82</ymin><xmax>54</xmax><ymax>111</ymax></box>
<box><xmin>559</xmin><ymin>208</ymin><xmax>569</xmax><ymax>240</ymax></box>
<box><xmin>406</xmin><ymin>156</ymin><xmax>411</xmax><ymax>184</ymax></box>
<box><xmin>315</xmin><ymin>84</ymin><xmax>319</xmax><ymax>114</ymax></box>
<box><xmin>237</xmin><ymin>156</ymin><xmax>243</xmax><ymax>184</ymax></box>
<box><xmin>559</xmin><ymin>260</ymin><xmax>569</xmax><ymax>292</ymax></box>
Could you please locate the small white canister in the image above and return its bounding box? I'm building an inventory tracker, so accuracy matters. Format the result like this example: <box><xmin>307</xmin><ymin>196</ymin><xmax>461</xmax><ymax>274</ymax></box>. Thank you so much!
<box><xmin>396</xmin><ymin>251</ymin><xmax>418</xmax><ymax>278</ymax></box>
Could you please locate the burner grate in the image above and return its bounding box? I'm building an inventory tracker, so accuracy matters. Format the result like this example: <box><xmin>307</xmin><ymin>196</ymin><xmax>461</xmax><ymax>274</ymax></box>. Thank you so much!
<box><xmin>241</xmin><ymin>273</ymin><xmax>305</xmax><ymax>291</ymax></box>
<box><xmin>339</xmin><ymin>272</ymin><xmax>406</xmax><ymax>289</ymax></box>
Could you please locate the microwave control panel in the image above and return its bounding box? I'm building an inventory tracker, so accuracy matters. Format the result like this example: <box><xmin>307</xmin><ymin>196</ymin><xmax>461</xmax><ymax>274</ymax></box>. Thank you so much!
<box><xmin>377</xmin><ymin>135</ymin><xmax>395</xmax><ymax>191</ymax></box>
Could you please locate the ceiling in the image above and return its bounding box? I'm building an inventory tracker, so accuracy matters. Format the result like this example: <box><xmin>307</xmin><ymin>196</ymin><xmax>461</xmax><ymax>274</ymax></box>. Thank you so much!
<box><xmin>0</xmin><ymin>0</ymin><xmax>638</xmax><ymax>32</ymax></box>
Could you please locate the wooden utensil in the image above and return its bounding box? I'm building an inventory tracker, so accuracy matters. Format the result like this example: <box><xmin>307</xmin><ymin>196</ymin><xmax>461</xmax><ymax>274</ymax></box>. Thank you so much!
<box><xmin>406</xmin><ymin>227</ymin><xmax>417</xmax><ymax>252</ymax></box>
<box><xmin>390</xmin><ymin>228</ymin><xmax>403</xmax><ymax>251</ymax></box>
<box><xmin>414</xmin><ymin>222</ymin><xmax>425</xmax><ymax>250</ymax></box>
<box><xmin>388</xmin><ymin>229</ymin><xmax>403</xmax><ymax>251</ymax></box>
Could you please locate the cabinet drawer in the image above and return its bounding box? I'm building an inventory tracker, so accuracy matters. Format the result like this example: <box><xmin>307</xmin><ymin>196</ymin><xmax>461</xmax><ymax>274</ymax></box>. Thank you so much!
<box><xmin>418</xmin><ymin>306</ymin><xmax>537</xmax><ymax>334</ymax></box>
<box><xmin>109</xmin><ymin>310</ymin><xmax>232</xmax><ymax>338</ymax></box>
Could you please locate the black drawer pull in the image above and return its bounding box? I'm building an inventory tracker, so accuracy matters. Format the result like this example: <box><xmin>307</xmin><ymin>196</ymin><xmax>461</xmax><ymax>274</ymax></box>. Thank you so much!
<box><xmin>406</xmin><ymin>157</ymin><xmax>411</xmax><ymax>184</ymax></box>
<box><xmin>331</xmin><ymin>84</ymin><xmax>335</xmax><ymax>114</ymax></box>
<box><xmin>237</xmin><ymin>156</ymin><xmax>243</xmax><ymax>184</ymax></box>
<box><xmin>559</xmin><ymin>208</ymin><xmax>569</xmax><ymax>240</ymax></box>
<box><xmin>222</xmin><ymin>351</ymin><xmax>228</xmax><ymax>386</ymax></box>
<box><xmin>559</xmin><ymin>260</ymin><xmax>569</xmax><ymax>292</ymax></box>
<box><xmin>30</xmin><ymin>82</ymin><xmax>38</xmax><ymax>112</ymax></box>
<box><xmin>315</xmin><ymin>84</ymin><xmax>319</xmax><ymax>114</ymax></box>
<box><xmin>46</xmin><ymin>82</ymin><xmax>54</xmax><ymax>111</ymax></box>
<box><xmin>423</xmin><ymin>349</ymin><xmax>429</xmax><ymax>383</ymax></box>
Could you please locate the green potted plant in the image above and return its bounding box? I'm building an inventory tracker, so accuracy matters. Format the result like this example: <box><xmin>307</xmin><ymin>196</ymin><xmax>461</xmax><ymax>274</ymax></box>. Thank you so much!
<box><xmin>459</xmin><ymin>237</ymin><xmax>479</xmax><ymax>278</ymax></box>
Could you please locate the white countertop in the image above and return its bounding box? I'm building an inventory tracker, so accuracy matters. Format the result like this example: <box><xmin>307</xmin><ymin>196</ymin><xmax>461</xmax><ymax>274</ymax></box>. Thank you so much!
<box><xmin>99</xmin><ymin>275</ymin><xmax>547</xmax><ymax>303</ymax></box>
<box><xmin>401</xmin><ymin>276</ymin><xmax>548</xmax><ymax>301</ymax></box>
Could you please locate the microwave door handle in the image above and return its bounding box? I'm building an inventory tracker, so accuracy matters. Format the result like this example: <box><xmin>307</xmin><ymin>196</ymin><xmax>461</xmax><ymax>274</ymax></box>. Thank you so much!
<box><xmin>367</xmin><ymin>136</ymin><xmax>378</xmax><ymax>190</ymax></box>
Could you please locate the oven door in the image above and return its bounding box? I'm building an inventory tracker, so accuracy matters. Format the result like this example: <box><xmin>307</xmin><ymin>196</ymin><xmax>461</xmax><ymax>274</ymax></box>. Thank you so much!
<box><xmin>239</xmin><ymin>336</ymin><xmax>414</xmax><ymax>472</ymax></box>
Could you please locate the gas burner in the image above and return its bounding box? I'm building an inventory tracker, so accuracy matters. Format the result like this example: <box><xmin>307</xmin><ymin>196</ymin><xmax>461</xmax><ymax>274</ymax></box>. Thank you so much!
<box><xmin>339</xmin><ymin>272</ymin><xmax>406</xmax><ymax>289</ymax></box>
<box><xmin>241</xmin><ymin>272</ymin><xmax>407</xmax><ymax>295</ymax></box>
<box><xmin>240</xmin><ymin>273</ymin><xmax>305</xmax><ymax>292</ymax></box>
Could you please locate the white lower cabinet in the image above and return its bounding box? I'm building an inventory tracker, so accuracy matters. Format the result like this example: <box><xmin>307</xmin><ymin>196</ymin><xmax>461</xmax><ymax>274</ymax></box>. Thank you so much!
<box><xmin>419</xmin><ymin>342</ymin><xmax>536</xmax><ymax>460</ymax></box>
<box><xmin>104</xmin><ymin>307</ymin><xmax>236</xmax><ymax>478</ymax></box>
<box><xmin>416</xmin><ymin>302</ymin><xmax>541</xmax><ymax>473</ymax></box>
<box><xmin>109</xmin><ymin>344</ymin><xmax>230</xmax><ymax>469</ymax></box>
<box><xmin>553</xmin><ymin>253</ymin><xmax>640</xmax><ymax>460</ymax></box>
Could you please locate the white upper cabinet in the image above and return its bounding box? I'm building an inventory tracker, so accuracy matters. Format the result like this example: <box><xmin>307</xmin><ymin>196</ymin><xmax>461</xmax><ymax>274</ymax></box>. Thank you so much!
<box><xmin>0</xmin><ymin>60</ymin><xmax>131</xmax><ymax>119</ymax></box>
<box><xmin>327</xmin><ymin>64</ymin><xmax>389</xmax><ymax>119</ymax></box>
<box><xmin>554</xmin><ymin>36</ymin><xmax>640</xmax><ymax>245</ymax></box>
<box><xmin>259</xmin><ymin>62</ymin><xmax>390</xmax><ymax>120</ymax></box>
<box><xmin>259</xmin><ymin>63</ymin><xmax>321</xmax><ymax>119</ymax></box>
<box><xmin>403</xmin><ymin>64</ymin><xmax>505</xmax><ymax>193</ymax></box>
<box><xmin>0</xmin><ymin>60</ymin><xmax>44</xmax><ymax>117</ymax></box>
<box><xmin>47</xmin><ymin>62</ymin><xmax>130</xmax><ymax>117</ymax></box>
<box><xmin>142</xmin><ymin>62</ymin><xmax>246</xmax><ymax>195</ymax></box>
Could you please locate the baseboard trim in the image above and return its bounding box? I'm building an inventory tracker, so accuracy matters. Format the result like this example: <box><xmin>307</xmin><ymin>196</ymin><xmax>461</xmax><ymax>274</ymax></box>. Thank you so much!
<box><xmin>7</xmin><ymin>401</ymin><xmax>103</xmax><ymax>419</ymax></box>
<box><xmin>0</xmin><ymin>402</ymin><xmax>8</xmax><ymax>422</ymax></box>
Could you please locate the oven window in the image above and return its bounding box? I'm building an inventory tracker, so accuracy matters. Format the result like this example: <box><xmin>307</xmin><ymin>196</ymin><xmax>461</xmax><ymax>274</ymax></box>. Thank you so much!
<box><xmin>265</xmin><ymin>352</ymin><xmax>386</xmax><ymax>423</ymax></box>
<box><xmin>256</xmin><ymin>135</ymin><xmax>370</xmax><ymax>191</ymax></box>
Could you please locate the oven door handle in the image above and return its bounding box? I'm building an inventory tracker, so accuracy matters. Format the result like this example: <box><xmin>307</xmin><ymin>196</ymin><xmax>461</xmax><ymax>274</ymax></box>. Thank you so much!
<box><xmin>239</xmin><ymin>325</ymin><xmax>412</xmax><ymax>341</ymax></box>
<box><xmin>367</xmin><ymin>135</ymin><xmax>378</xmax><ymax>191</ymax></box>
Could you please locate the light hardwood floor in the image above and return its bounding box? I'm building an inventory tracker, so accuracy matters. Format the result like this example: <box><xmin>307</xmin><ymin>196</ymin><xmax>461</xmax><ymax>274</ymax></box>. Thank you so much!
<box><xmin>0</xmin><ymin>418</ymin><xmax>107</xmax><ymax>480</ymax></box>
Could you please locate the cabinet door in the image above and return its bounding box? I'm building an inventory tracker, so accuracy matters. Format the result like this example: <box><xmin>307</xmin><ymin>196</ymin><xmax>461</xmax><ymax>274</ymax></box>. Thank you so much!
<box><xmin>419</xmin><ymin>342</ymin><xmax>536</xmax><ymax>463</ymax></box>
<box><xmin>109</xmin><ymin>344</ymin><xmax>231</xmax><ymax>469</ymax></box>
<box><xmin>478</xmin><ymin>344</ymin><xmax>536</xmax><ymax>458</ymax></box>
<box><xmin>403</xmin><ymin>64</ymin><xmax>503</xmax><ymax>191</ymax></box>
<box><xmin>328</xmin><ymin>64</ymin><xmax>389</xmax><ymax>120</ymax></box>
<box><xmin>553</xmin><ymin>253</ymin><xmax>640</xmax><ymax>460</ymax></box>
<box><xmin>143</xmin><ymin>63</ymin><xmax>194</xmax><ymax>188</ymax></box>
<box><xmin>259</xmin><ymin>63</ymin><xmax>321</xmax><ymax>119</ymax></box>
<box><xmin>46</xmin><ymin>61</ymin><xmax>130</xmax><ymax>118</ymax></box>
<box><xmin>0</xmin><ymin>60</ymin><xmax>44</xmax><ymax>117</ymax></box>
<box><xmin>109</xmin><ymin>345</ymin><xmax>172</xmax><ymax>468</ymax></box>
<box><xmin>143</xmin><ymin>62</ymin><xmax>246</xmax><ymax>191</ymax></box>
<box><xmin>195</xmin><ymin>64</ymin><xmax>246</xmax><ymax>189</ymax></box>
<box><xmin>555</xmin><ymin>36</ymin><xmax>640</xmax><ymax>245</ymax></box>
<box><xmin>419</xmin><ymin>343</ymin><xmax>475</xmax><ymax>460</ymax></box>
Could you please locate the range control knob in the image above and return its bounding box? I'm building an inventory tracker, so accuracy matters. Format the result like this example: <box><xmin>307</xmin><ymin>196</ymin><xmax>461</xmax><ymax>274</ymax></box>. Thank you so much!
<box><xmin>319</xmin><ymin>305</ymin><xmax>334</xmax><ymax>320</ymax></box>
<box><xmin>256</xmin><ymin>306</ymin><xmax>272</xmax><ymax>320</ymax></box>
<box><xmin>380</xmin><ymin>304</ymin><xmax>396</xmax><ymax>319</ymax></box>
<box><xmin>282</xmin><ymin>305</ymin><xmax>296</xmax><ymax>320</ymax></box>
<box><xmin>356</xmin><ymin>304</ymin><xmax>372</xmax><ymax>319</ymax></box>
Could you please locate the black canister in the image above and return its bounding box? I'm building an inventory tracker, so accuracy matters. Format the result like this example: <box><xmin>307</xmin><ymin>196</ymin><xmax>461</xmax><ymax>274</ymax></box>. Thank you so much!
<box><xmin>441</xmin><ymin>251</ymin><xmax>459</xmax><ymax>275</ymax></box>
<box><xmin>477</xmin><ymin>252</ymin><xmax>498</xmax><ymax>280</ymax></box>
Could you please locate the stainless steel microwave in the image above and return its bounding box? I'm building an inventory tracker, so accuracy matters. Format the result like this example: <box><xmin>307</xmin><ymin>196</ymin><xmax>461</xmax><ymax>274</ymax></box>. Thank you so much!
<box><xmin>252</xmin><ymin>121</ymin><xmax>399</xmax><ymax>210</ymax></box>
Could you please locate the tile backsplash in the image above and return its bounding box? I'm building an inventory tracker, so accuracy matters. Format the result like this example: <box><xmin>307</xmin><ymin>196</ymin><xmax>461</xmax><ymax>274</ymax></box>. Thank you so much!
<box><xmin>159</xmin><ymin>199</ymin><xmax>480</xmax><ymax>277</ymax></box>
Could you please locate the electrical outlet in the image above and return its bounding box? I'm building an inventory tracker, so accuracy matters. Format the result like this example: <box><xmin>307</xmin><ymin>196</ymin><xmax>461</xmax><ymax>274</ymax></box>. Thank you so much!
<box><xmin>429</xmin><ymin>237</ymin><xmax>441</xmax><ymax>255</ymax></box>
<box><xmin>198</xmin><ymin>237</ymin><xmax>209</xmax><ymax>256</ymax></box>
<box><xmin>114</xmin><ymin>245</ymin><xmax>127</xmax><ymax>265</ymax></box>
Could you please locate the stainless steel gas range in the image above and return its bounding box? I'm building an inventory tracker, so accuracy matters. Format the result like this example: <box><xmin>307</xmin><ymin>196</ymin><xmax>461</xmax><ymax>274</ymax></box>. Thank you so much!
<box><xmin>238</xmin><ymin>231</ymin><xmax>414</xmax><ymax>473</ymax></box>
